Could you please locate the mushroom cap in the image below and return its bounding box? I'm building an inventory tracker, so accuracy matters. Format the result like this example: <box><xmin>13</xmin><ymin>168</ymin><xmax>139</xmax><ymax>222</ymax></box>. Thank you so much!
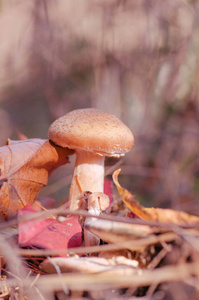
<box><xmin>48</xmin><ymin>108</ymin><xmax>134</xmax><ymax>157</ymax></box>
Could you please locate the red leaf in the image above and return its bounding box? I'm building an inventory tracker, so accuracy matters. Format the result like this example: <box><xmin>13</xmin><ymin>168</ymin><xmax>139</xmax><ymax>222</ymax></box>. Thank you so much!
<box><xmin>126</xmin><ymin>211</ymin><xmax>140</xmax><ymax>219</ymax></box>
<box><xmin>18</xmin><ymin>205</ymin><xmax>82</xmax><ymax>256</ymax></box>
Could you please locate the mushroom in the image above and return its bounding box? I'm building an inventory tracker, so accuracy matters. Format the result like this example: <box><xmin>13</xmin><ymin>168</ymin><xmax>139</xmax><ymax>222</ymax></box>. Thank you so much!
<box><xmin>48</xmin><ymin>108</ymin><xmax>134</xmax><ymax>244</ymax></box>
<box><xmin>49</xmin><ymin>108</ymin><xmax>134</xmax><ymax>208</ymax></box>
<box><xmin>84</xmin><ymin>192</ymin><xmax>110</xmax><ymax>246</ymax></box>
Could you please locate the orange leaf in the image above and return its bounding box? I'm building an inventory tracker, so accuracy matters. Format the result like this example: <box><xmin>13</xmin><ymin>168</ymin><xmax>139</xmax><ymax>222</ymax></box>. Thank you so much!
<box><xmin>113</xmin><ymin>169</ymin><xmax>153</xmax><ymax>220</ymax></box>
<box><xmin>0</xmin><ymin>138</ymin><xmax>73</xmax><ymax>218</ymax></box>
<box><xmin>113</xmin><ymin>169</ymin><xmax>199</xmax><ymax>225</ymax></box>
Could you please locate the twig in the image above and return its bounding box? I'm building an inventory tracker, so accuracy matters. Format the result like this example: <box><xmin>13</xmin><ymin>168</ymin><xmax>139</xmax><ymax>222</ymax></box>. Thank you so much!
<box><xmin>0</xmin><ymin>261</ymin><xmax>199</xmax><ymax>292</ymax></box>
<box><xmin>18</xmin><ymin>231</ymin><xmax>178</xmax><ymax>256</ymax></box>
<box><xmin>17</xmin><ymin>207</ymin><xmax>199</xmax><ymax>230</ymax></box>
<box><xmin>147</xmin><ymin>247</ymin><xmax>169</xmax><ymax>269</ymax></box>
<box><xmin>47</xmin><ymin>257</ymin><xmax>68</xmax><ymax>295</ymax></box>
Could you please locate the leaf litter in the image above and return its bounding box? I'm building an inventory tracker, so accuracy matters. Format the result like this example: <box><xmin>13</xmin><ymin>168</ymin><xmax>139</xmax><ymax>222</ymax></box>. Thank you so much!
<box><xmin>0</xmin><ymin>143</ymin><xmax>199</xmax><ymax>299</ymax></box>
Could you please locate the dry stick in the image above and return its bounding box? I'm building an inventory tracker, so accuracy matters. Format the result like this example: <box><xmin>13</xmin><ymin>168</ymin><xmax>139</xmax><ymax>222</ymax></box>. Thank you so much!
<box><xmin>75</xmin><ymin>175</ymin><xmax>83</xmax><ymax>193</ymax></box>
<box><xmin>32</xmin><ymin>261</ymin><xmax>199</xmax><ymax>291</ymax></box>
<box><xmin>2</xmin><ymin>208</ymin><xmax>199</xmax><ymax>261</ymax></box>
<box><xmin>47</xmin><ymin>257</ymin><xmax>69</xmax><ymax>295</ymax></box>
<box><xmin>2</xmin><ymin>209</ymin><xmax>199</xmax><ymax>236</ymax></box>
<box><xmin>0</xmin><ymin>261</ymin><xmax>199</xmax><ymax>292</ymax></box>
<box><xmin>173</xmin><ymin>227</ymin><xmax>199</xmax><ymax>252</ymax></box>
<box><xmin>3</xmin><ymin>207</ymin><xmax>199</xmax><ymax>232</ymax></box>
<box><xmin>34</xmin><ymin>202</ymin><xmax>56</xmax><ymax>220</ymax></box>
<box><xmin>2</xmin><ymin>269</ymin><xmax>22</xmax><ymax>281</ymax></box>
<box><xmin>146</xmin><ymin>282</ymin><xmax>159</xmax><ymax>297</ymax></box>
<box><xmin>19</xmin><ymin>231</ymin><xmax>178</xmax><ymax>257</ymax></box>
<box><xmin>147</xmin><ymin>247</ymin><xmax>170</xmax><ymax>270</ymax></box>
<box><xmin>29</xmin><ymin>273</ymin><xmax>41</xmax><ymax>289</ymax></box>
<box><xmin>39</xmin><ymin>174</ymin><xmax>72</xmax><ymax>196</ymax></box>
<box><xmin>104</xmin><ymin>159</ymin><xmax>124</xmax><ymax>176</ymax></box>
<box><xmin>0</xmin><ymin>235</ymin><xmax>36</xmax><ymax>300</ymax></box>
<box><xmin>16</xmin><ymin>207</ymin><xmax>199</xmax><ymax>230</ymax></box>
<box><xmin>28</xmin><ymin>273</ymin><xmax>48</xmax><ymax>300</ymax></box>
<box><xmin>15</xmin><ymin>207</ymin><xmax>199</xmax><ymax>257</ymax></box>
<box><xmin>0</xmin><ymin>236</ymin><xmax>26</xmax><ymax>279</ymax></box>
<box><xmin>2</xmin><ymin>205</ymin><xmax>199</xmax><ymax>255</ymax></box>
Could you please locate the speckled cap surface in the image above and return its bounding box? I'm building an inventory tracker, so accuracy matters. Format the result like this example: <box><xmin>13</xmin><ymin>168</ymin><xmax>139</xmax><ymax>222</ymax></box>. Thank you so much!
<box><xmin>48</xmin><ymin>108</ymin><xmax>134</xmax><ymax>157</ymax></box>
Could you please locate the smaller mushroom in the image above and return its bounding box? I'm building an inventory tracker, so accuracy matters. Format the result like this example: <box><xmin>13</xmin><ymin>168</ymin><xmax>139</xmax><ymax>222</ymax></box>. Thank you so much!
<box><xmin>84</xmin><ymin>192</ymin><xmax>110</xmax><ymax>247</ymax></box>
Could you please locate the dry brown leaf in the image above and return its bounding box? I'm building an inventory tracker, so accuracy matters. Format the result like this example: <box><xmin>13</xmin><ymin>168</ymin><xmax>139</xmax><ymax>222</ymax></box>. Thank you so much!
<box><xmin>0</xmin><ymin>138</ymin><xmax>73</xmax><ymax>218</ymax></box>
<box><xmin>85</xmin><ymin>219</ymin><xmax>154</xmax><ymax>243</ymax></box>
<box><xmin>40</xmin><ymin>255</ymin><xmax>138</xmax><ymax>274</ymax></box>
<box><xmin>113</xmin><ymin>169</ymin><xmax>199</xmax><ymax>225</ymax></box>
<box><xmin>112</xmin><ymin>169</ymin><xmax>152</xmax><ymax>220</ymax></box>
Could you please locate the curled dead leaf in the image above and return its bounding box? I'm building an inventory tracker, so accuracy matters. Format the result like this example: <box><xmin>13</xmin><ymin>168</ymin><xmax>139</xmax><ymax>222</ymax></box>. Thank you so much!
<box><xmin>40</xmin><ymin>255</ymin><xmax>138</xmax><ymax>275</ymax></box>
<box><xmin>113</xmin><ymin>169</ymin><xmax>152</xmax><ymax>220</ymax></box>
<box><xmin>0</xmin><ymin>138</ymin><xmax>73</xmax><ymax>218</ymax></box>
<box><xmin>85</xmin><ymin>219</ymin><xmax>153</xmax><ymax>244</ymax></box>
<box><xmin>113</xmin><ymin>169</ymin><xmax>199</xmax><ymax>225</ymax></box>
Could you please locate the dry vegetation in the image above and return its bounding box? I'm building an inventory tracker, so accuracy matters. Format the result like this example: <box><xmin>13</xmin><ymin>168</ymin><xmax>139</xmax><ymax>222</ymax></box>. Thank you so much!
<box><xmin>0</xmin><ymin>0</ymin><xmax>199</xmax><ymax>299</ymax></box>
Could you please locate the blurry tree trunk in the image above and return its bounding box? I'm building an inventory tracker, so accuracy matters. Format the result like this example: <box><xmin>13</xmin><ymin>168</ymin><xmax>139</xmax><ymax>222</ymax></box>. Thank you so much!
<box><xmin>93</xmin><ymin>62</ymin><xmax>121</xmax><ymax>118</ymax></box>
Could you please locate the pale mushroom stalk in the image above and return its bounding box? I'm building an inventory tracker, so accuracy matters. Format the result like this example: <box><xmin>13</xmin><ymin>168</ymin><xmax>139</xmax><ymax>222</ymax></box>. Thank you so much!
<box><xmin>84</xmin><ymin>206</ymin><xmax>102</xmax><ymax>247</ymax></box>
<box><xmin>84</xmin><ymin>192</ymin><xmax>110</xmax><ymax>247</ymax></box>
<box><xmin>69</xmin><ymin>150</ymin><xmax>104</xmax><ymax>210</ymax></box>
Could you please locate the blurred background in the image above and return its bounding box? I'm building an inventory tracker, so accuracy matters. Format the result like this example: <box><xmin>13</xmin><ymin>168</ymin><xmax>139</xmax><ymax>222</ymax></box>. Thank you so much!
<box><xmin>0</xmin><ymin>0</ymin><xmax>198</xmax><ymax>212</ymax></box>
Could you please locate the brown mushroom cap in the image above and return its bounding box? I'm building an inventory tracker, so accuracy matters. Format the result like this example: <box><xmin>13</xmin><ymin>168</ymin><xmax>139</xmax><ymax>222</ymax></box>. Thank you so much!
<box><xmin>48</xmin><ymin>108</ymin><xmax>134</xmax><ymax>157</ymax></box>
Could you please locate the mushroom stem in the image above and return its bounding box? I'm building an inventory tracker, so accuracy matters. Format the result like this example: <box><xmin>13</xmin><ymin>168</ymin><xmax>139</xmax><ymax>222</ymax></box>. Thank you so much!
<box><xmin>84</xmin><ymin>192</ymin><xmax>110</xmax><ymax>247</ymax></box>
<box><xmin>84</xmin><ymin>207</ymin><xmax>101</xmax><ymax>247</ymax></box>
<box><xmin>69</xmin><ymin>150</ymin><xmax>105</xmax><ymax>210</ymax></box>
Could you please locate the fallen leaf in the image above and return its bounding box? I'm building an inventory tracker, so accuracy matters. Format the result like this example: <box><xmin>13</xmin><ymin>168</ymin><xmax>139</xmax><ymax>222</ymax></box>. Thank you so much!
<box><xmin>6</xmin><ymin>131</ymin><xmax>28</xmax><ymax>145</ymax></box>
<box><xmin>126</xmin><ymin>211</ymin><xmax>140</xmax><ymax>219</ymax></box>
<box><xmin>0</xmin><ymin>138</ymin><xmax>73</xmax><ymax>218</ymax></box>
<box><xmin>85</xmin><ymin>219</ymin><xmax>154</xmax><ymax>243</ymax></box>
<box><xmin>18</xmin><ymin>205</ymin><xmax>82</xmax><ymax>254</ymax></box>
<box><xmin>40</xmin><ymin>255</ymin><xmax>138</xmax><ymax>274</ymax></box>
<box><xmin>113</xmin><ymin>169</ymin><xmax>199</xmax><ymax>225</ymax></box>
<box><xmin>113</xmin><ymin>169</ymin><xmax>152</xmax><ymax>220</ymax></box>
